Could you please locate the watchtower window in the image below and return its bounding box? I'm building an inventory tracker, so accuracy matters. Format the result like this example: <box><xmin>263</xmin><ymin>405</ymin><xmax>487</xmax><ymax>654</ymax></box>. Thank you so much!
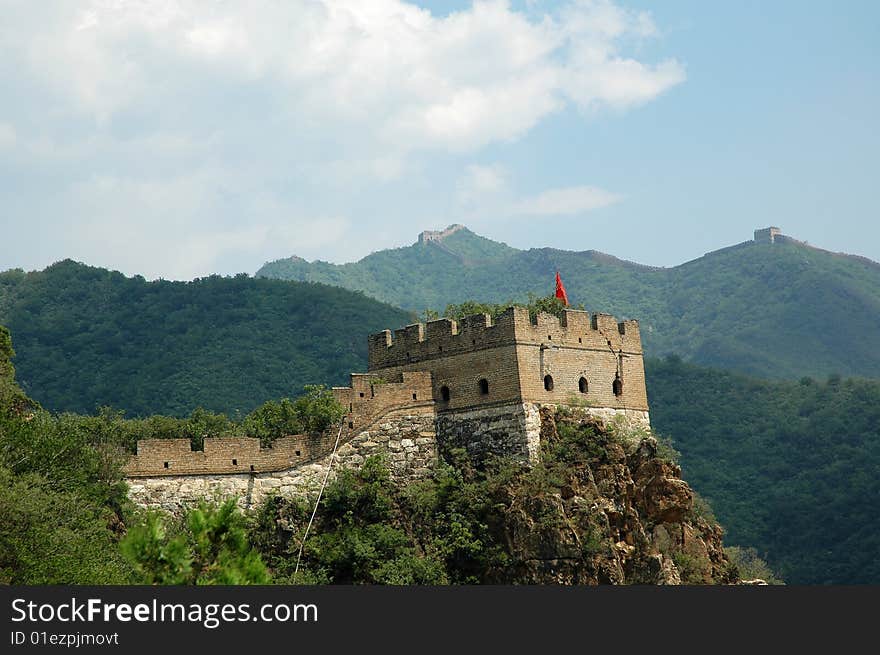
<box><xmin>163</xmin><ymin>461</ymin><xmax>169</xmax><ymax>469</ymax></box>
<box><xmin>440</xmin><ymin>385</ymin><xmax>450</xmax><ymax>402</ymax></box>
<box><xmin>548</xmin><ymin>335</ymin><xmax>552</xmax><ymax>340</ymax></box>
<box><xmin>544</xmin><ymin>375</ymin><xmax>554</xmax><ymax>391</ymax></box>
<box><xmin>295</xmin><ymin>450</ymin><xmax>301</xmax><ymax>456</ymax></box>
<box><xmin>579</xmin><ymin>377</ymin><xmax>588</xmax><ymax>394</ymax></box>
<box><xmin>412</xmin><ymin>393</ymin><xmax>417</xmax><ymax>400</ymax></box>
<box><xmin>613</xmin><ymin>376</ymin><xmax>623</xmax><ymax>397</ymax></box>
<box><xmin>232</xmin><ymin>459</ymin><xmax>238</xmax><ymax>466</ymax></box>
<box><xmin>478</xmin><ymin>378</ymin><xmax>489</xmax><ymax>395</ymax></box>
<box><xmin>250</xmin><ymin>465</ymin><xmax>255</xmax><ymax>472</ymax></box>
<box><xmin>359</xmin><ymin>392</ymin><xmax>365</xmax><ymax>398</ymax></box>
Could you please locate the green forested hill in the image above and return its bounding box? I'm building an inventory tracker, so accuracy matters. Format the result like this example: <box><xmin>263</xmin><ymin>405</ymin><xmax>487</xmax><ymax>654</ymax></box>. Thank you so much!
<box><xmin>646</xmin><ymin>356</ymin><xmax>880</xmax><ymax>584</ymax></box>
<box><xmin>2</xmin><ymin>260</ymin><xmax>879</xmax><ymax>583</ymax></box>
<box><xmin>258</xmin><ymin>227</ymin><xmax>880</xmax><ymax>379</ymax></box>
<box><xmin>0</xmin><ymin>261</ymin><xmax>413</xmax><ymax>416</ymax></box>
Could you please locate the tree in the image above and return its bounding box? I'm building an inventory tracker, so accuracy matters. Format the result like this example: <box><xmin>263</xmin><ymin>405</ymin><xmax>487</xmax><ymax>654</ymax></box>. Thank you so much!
<box><xmin>438</xmin><ymin>293</ymin><xmax>583</xmax><ymax>324</ymax></box>
<box><xmin>243</xmin><ymin>385</ymin><xmax>345</xmax><ymax>446</ymax></box>
<box><xmin>121</xmin><ymin>499</ymin><xmax>269</xmax><ymax>585</ymax></box>
<box><xmin>0</xmin><ymin>466</ymin><xmax>132</xmax><ymax>584</ymax></box>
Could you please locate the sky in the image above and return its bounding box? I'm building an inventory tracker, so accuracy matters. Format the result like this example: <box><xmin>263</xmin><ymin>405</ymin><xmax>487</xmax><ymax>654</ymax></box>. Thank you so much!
<box><xmin>0</xmin><ymin>0</ymin><xmax>878</xmax><ymax>280</ymax></box>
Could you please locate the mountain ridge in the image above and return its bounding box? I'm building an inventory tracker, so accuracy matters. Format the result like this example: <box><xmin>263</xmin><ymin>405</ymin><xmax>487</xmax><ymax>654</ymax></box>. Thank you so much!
<box><xmin>257</xmin><ymin>226</ymin><xmax>880</xmax><ymax>379</ymax></box>
<box><xmin>0</xmin><ymin>260</ymin><xmax>414</xmax><ymax>417</ymax></box>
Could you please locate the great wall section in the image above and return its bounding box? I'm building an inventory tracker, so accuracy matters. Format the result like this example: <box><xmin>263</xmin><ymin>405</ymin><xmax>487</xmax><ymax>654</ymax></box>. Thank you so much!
<box><xmin>125</xmin><ymin>306</ymin><xmax>651</xmax><ymax>512</ymax></box>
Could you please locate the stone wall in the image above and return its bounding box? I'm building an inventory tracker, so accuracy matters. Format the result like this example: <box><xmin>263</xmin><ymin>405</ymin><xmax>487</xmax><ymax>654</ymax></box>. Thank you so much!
<box><xmin>436</xmin><ymin>402</ymin><xmax>651</xmax><ymax>465</ymax></box>
<box><xmin>125</xmin><ymin>306</ymin><xmax>652</xmax><ymax>511</ymax></box>
<box><xmin>125</xmin><ymin>404</ymin><xmax>651</xmax><ymax>512</ymax></box>
<box><xmin>514</xmin><ymin>339</ymin><xmax>649</xmax><ymax>412</ymax></box>
<box><xmin>127</xmin><ymin>413</ymin><xmax>437</xmax><ymax>513</ymax></box>
<box><xmin>332</xmin><ymin>371</ymin><xmax>435</xmax><ymax>432</ymax></box>
<box><xmin>125</xmin><ymin>433</ymin><xmax>337</xmax><ymax>477</ymax></box>
<box><xmin>436</xmin><ymin>402</ymin><xmax>542</xmax><ymax>463</ymax></box>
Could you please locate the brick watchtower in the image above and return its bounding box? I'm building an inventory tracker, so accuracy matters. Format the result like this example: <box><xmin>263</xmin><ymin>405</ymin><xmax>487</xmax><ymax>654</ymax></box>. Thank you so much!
<box><xmin>367</xmin><ymin>306</ymin><xmax>650</xmax><ymax>460</ymax></box>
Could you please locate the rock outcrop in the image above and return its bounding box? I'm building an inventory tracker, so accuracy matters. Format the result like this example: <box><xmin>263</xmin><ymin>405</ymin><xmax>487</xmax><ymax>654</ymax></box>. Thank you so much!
<box><xmin>479</xmin><ymin>408</ymin><xmax>736</xmax><ymax>584</ymax></box>
<box><xmin>257</xmin><ymin>407</ymin><xmax>738</xmax><ymax>585</ymax></box>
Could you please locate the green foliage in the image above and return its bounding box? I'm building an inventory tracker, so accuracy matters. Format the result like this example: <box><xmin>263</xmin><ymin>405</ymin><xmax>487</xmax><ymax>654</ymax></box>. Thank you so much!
<box><xmin>251</xmin><ymin>422</ymin><xmax>721</xmax><ymax>585</ymax></box>
<box><xmin>0</xmin><ymin>408</ymin><xmax>129</xmax><ymax>509</ymax></box>
<box><xmin>724</xmin><ymin>546</ymin><xmax>784</xmax><ymax>585</ymax></box>
<box><xmin>690</xmin><ymin>492</ymin><xmax>717</xmax><ymax>524</ymax></box>
<box><xmin>259</xmin><ymin>228</ymin><xmax>880</xmax><ymax>379</ymax></box>
<box><xmin>258</xmin><ymin>457</ymin><xmax>449</xmax><ymax>585</ymax></box>
<box><xmin>243</xmin><ymin>385</ymin><xmax>345</xmax><ymax>446</ymax></box>
<box><xmin>62</xmin><ymin>406</ymin><xmax>241</xmax><ymax>455</ymax></box>
<box><xmin>0</xmin><ymin>466</ymin><xmax>133</xmax><ymax>584</ymax></box>
<box><xmin>0</xmin><ymin>325</ymin><xmax>36</xmax><ymax>416</ymax></box>
<box><xmin>0</xmin><ymin>343</ymin><xmax>134</xmax><ymax>583</ymax></box>
<box><xmin>436</xmin><ymin>292</ymin><xmax>582</xmax><ymax>324</ymax></box>
<box><xmin>121</xmin><ymin>500</ymin><xmax>269</xmax><ymax>585</ymax></box>
<box><xmin>647</xmin><ymin>355</ymin><xmax>880</xmax><ymax>584</ymax></box>
<box><xmin>672</xmin><ymin>551</ymin><xmax>712</xmax><ymax>585</ymax></box>
<box><xmin>0</xmin><ymin>261</ymin><xmax>412</xmax><ymax>417</ymax></box>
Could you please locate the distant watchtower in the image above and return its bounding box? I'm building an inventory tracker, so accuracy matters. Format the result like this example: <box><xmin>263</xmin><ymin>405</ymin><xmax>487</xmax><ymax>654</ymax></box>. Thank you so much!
<box><xmin>754</xmin><ymin>227</ymin><xmax>782</xmax><ymax>243</ymax></box>
<box><xmin>418</xmin><ymin>224</ymin><xmax>465</xmax><ymax>244</ymax></box>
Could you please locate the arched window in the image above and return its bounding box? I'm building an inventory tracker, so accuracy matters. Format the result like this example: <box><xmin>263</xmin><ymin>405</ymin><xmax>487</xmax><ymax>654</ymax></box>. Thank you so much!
<box><xmin>613</xmin><ymin>376</ymin><xmax>623</xmax><ymax>397</ymax></box>
<box><xmin>478</xmin><ymin>378</ymin><xmax>489</xmax><ymax>395</ymax></box>
<box><xmin>440</xmin><ymin>385</ymin><xmax>451</xmax><ymax>402</ymax></box>
<box><xmin>544</xmin><ymin>375</ymin><xmax>554</xmax><ymax>391</ymax></box>
<box><xmin>579</xmin><ymin>377</ymin><xmax>588</xmax><ymax>394</ymax></box>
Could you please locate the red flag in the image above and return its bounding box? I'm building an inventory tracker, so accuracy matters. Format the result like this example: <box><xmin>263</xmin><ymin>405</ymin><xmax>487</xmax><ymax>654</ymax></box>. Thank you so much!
<box><xmin>555</xmin><ymin>271</ymin><xmax>569</xmax><ymax>306</ymax></box>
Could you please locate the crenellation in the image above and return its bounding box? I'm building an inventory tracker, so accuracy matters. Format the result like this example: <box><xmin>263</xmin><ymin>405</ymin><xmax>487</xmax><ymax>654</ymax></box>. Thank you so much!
<box><xmin>126</xmin><ymin>300</ymin><xmax>651</xmax><ymax>509</ymax></box>
<box><xmin>458</xmin><ymin>312</ymin><xmax>492</xmax><ymax>332</ymax></box>
<box><xmin>591</xmin><ymin>313</ymin><xmax>622</xmax><ymax>338</ymax></box>
<box><xmin>425</xmin><ymin>317</ymin><xmax>457</xmax><ymax>340</ymax></box>
<box><xmin>367</xmin><ymin>306</ymin><xmax>648</xmax><ymax>415</ymax></box>
<box><xmin>125</xmin><ymin>434</ymin><xmax>334</xmax><ymax>477</ymax></box>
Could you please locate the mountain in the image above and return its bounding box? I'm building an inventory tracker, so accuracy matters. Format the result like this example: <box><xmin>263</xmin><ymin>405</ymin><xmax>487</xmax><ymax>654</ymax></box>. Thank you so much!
<box><xmin>1</xmin><ymin>327</ymin><xmax>739</xmax><ymax>586</ymax></box>
<box><xmin>3</xmin><ymin>260</ymin><xmax>878</xmax><ymax>582</ymax></box>
<box><xmin>257</xmin><ymin>225</ymin><xmax>880</xmax><ymax>379</ymax></box>
<box><xmin>647</xmin><ymin>356</ymin><xmax>880</xmax><ymax>584</ymax></box>
<box><xmin>0</xmin><ymin>260</ymin><xmax>413</xmax><ymax>417</ymax></box>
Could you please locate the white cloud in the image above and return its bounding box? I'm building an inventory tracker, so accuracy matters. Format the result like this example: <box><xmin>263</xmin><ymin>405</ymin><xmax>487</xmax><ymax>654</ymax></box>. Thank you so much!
<box><xmin>4</xmin><ymin>0</ymin><xmax>683</xmax><ymax>152</ymax></box>
<box><xmin>455</xmin><ymin>165</ymin><xmax>620</xmax><ymax>220</ymax></box>
<box><xmin>0</xmin><ymin>124</ymin><xmax>15</xmax><ymax>150</ymax></box>
<box><xmin>456</xmin><ymin>164</ymin><xmax>508</xmax><ymax>205</ymax></box>
<box><xmin>513</xmin><ymin>185</ymin><xmax>622</xmax><ymax>215</ymax></box>
<box><xmin>0</xmin><ymin>0</ymin><xmax>682</xmax><ymax>277</ymax></box>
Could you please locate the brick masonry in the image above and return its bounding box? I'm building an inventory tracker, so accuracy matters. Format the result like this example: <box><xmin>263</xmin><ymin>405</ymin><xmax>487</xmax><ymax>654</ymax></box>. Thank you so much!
<box><xmin>124</xmin><ymin>306</ymin><xmax>651</xmax><ymax>512</ymax></box>
<box><xmin>368</xmin><ymin>306</ymin><xmax>648</xmax><ymax>413</ymax></box>
<box><xmin>127</xmin><ymin>413</ymin><xmax>437</xmax><ymax>512</ymax></box>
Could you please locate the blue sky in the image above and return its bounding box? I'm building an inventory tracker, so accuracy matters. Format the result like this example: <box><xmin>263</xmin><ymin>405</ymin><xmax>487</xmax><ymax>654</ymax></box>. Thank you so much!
<box><xmin>1</xmin><ymin>1</ymin><xmax>877</xmax><ymax>279</ymax></box>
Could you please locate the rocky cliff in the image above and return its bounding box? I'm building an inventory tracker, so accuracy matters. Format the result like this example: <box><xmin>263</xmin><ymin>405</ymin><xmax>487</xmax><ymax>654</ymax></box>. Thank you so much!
<box><xmin>492</xmin><ymin>407</ymin><xmax>734</xmax><ymax>584</ymax></box>
<box><xmin>255</xmin><ymin>407</ymin><xmax>738</xmax><ymax>585</ymax></box>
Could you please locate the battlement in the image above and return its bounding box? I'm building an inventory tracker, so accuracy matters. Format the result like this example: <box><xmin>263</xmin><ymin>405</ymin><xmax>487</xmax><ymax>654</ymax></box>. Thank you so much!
<box><xmin>124</xmin><ymin>300</ymin><xmax>650</xmax><ymax>487</ymax></box>
<box><xmin>332</xmin><ymin>371</ymin><xmax>435</xmax><ymax>430</ymax></box>
<box><xmin>124</xmin><ymin>434</ymin><xmax>335</xmax><ymax>477</ymax></box>
<box><xmin>368</xmin><ymin>306</ymin><xmax>642</xmax><ymax>370</ymax></box>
